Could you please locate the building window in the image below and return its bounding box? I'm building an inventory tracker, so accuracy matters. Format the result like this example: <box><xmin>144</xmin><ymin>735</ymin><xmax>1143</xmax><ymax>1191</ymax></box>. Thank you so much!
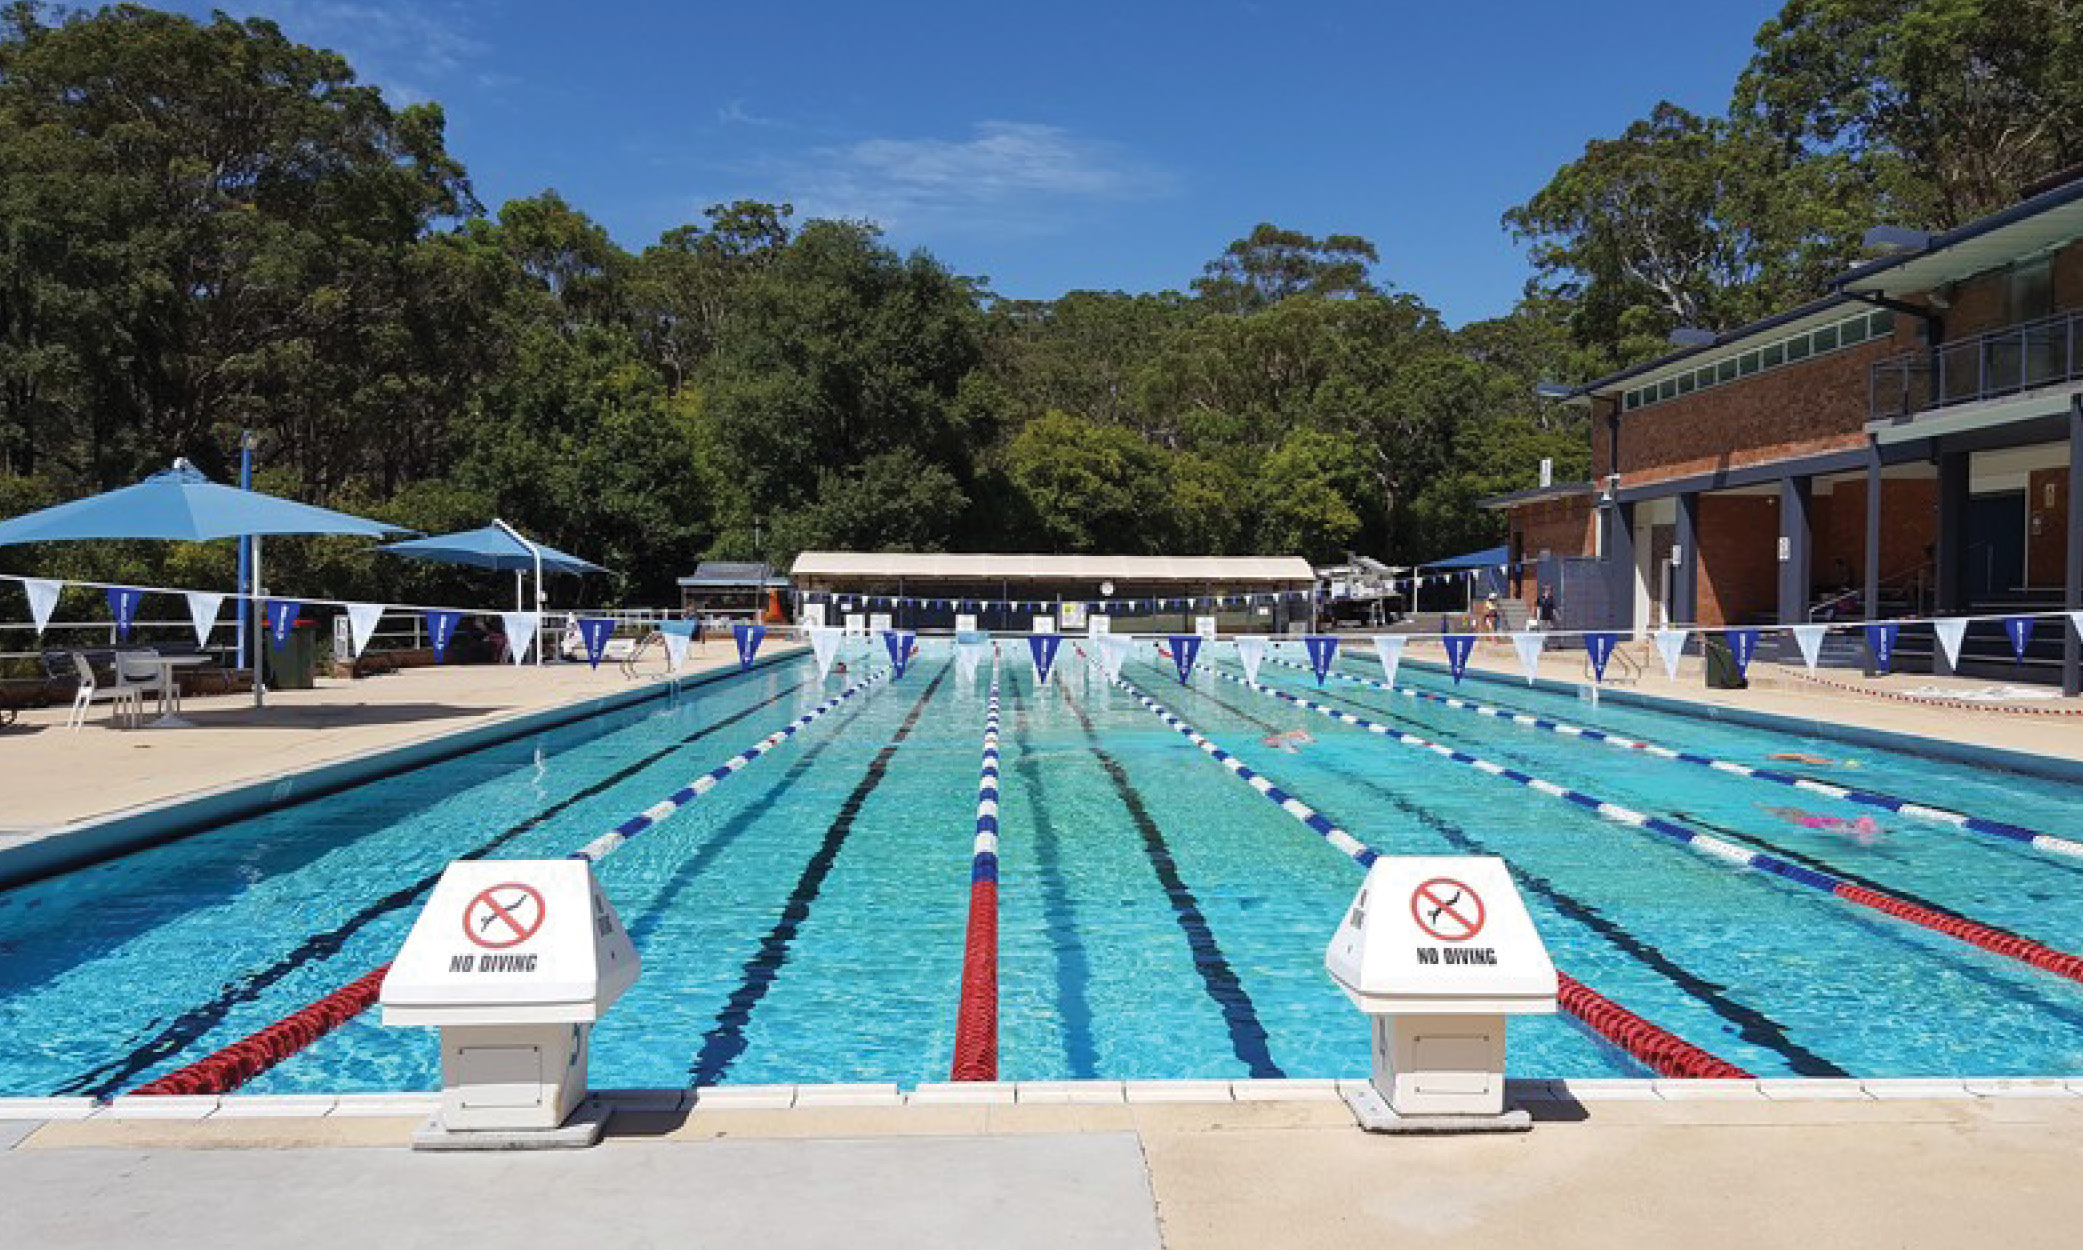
<box><xmin>2010</xmin><ymin>257</ymin><xmax>2053</xmax><ymax>323</ymax></box>
<box><xmin>1616</xmin><ymin>310</ymin><xmax>1882</xmax><ymax>413</ymax></box>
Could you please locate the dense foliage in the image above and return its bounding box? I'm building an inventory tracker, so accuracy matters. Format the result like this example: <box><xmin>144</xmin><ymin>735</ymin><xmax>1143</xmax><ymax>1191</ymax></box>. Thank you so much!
<box><xmin>7</xmin><ymin>2</ymin><xmax>2077</xmax><ymax>607</ymax></box>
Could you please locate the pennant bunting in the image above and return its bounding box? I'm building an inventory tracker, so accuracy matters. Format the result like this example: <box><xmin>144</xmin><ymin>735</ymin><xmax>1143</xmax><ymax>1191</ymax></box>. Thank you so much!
<box><xmin>1375</xmin><ymin>636</ymin><xmax>1406</xmax><ymax>688</ymax></box>
<box><xmin>955</xmin><ymin>635</ymin><xmax>988</xmax><ymax>683</ymax></box>
<box><xmin>425</xmin><ymin>610</ymin><xmax>461</xmax><ymax>662</ymax></box>
<box><xmin>808</xmin><ymin>626</ymin><xmax>841</xmax><ymax>678</ymax></box>
<box><xmin>1099</xmin><ymin>634</ymin><xmax>1131</xmax><ymax>682</ymax></box>
<box><xmin>1864</xmin><ymin>621</ymin><xmax>1899</xmax><ymax>675</ymax></box>
<box><xmin>185</xmin><ymin>591</ymin><xmax>225</xmax><ymax>648</ymax></box>
<box><xmin>1931</xmin><ymin>618</ymin><xmax>1967</xmax><ymax>670</ymax></box>
<box><xmin>266</xmin><ymin>599</ymin><xmax>301</xmax><ymax>649</ymax></box>
<box><xmin>883</xmin><ymin>629</ymin><xmax>916</xmax><ymax>678</ymax></box>
<box><xmin>659</xmin><ymin>620</ymin><xmax>696</xmax><ymax>671</ymax></box>
<box><xmin>1790</xmin><ymin>623</ymin><xmax>1828</xmax><ymax>673</ymax></box>
<box><xmin>23</xmin><ymin>578</ymin><xmax>61</xmax><ymax>636</ymax></box>
<box><xmin>1652</xmin><ymin>628</ymin><xmax>1689</xmax><ymax>680</ymax></box>
<box><xmin>1028</xmin><ymin>634</ymin><xmax>1063</xmax><ymax>685</ymax></box>
<box><xmin>501</xmin><ymin>611</ymin><xmax>540</xmax><ymax>664</ymax></box>
<box><xmin>1508</xmin><ymin>631</ymin><xmax>1544</xmax><ymax>684</ymax></box>
<box><xmin>732</xmin><ymin>621</ymin><xmax>766</xmax><ymax>671</ymax></box>
<box><xmin>1235</xmin><ymin>635</ymin><xmax>1267</xmax><ymax>685</ymax></box>
<box><xmin>2070</xmin><ymin>610</ymin><xmax>2083</xmax><ymax>646</ymax></box>
<box><xmin>576</xmin><ymin>617</ymin><xmax>615</xmax><ymax>669</ymax></box>
<box><xmin>106</xmin><ymin>587</ymin><xmax>143</xmax><ymax>641</ymax></box>
<box><xmin>1303</xmin><ymin>636</ymin><xmax>1339</xmax><ymax>685</ymax></box>
<box><xmin>1584</xmin><ymin>631</ymin><xmax>1618</xmax><ymax>683</ymax></box>
<box><xmin>2005</xmin><ymin>616</ymin><xmax>2034</xmax><ymax>662</ymax></box>
<box><xmin>1168</xmin><ymin>635</ymin><xmax>1202</xmax><ymax>684</ymax></box>
<box><xmin>1442</xmin><ymin>634</ymin><xmax>1475</xmax><ymax>683</ymax></box>
<box><xmin>1726</xmin><ymin>628</ymin><xmax>1760</xmax><ymax>677</ymax></box>
<box><xmin>344</xmin><ymin>603</ymin><xmax>385</xmax><ymax>659</ymax></box>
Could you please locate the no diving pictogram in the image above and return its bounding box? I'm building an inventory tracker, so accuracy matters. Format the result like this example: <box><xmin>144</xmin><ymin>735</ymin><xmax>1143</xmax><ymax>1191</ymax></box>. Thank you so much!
<box><xmin>1411</xmin><ymin>878</ymin><xmax>1485</xmax><ymax>942</ymax></box>
<box><xmin>463</xmin><ymin>883</ymin><xmax>546</xmax><ymax>950</ymax></box>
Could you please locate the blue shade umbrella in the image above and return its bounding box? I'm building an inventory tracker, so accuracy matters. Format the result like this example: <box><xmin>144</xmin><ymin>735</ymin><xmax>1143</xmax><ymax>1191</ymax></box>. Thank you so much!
<box><xmin>0</xmin><ymin>459</ymin><xmax>414</xmax><ymax>706</ymax></box>
<box><xmin>377</xmin><ymin>520</ymin><xmax>607</xmax><ymax>666</ymax></box>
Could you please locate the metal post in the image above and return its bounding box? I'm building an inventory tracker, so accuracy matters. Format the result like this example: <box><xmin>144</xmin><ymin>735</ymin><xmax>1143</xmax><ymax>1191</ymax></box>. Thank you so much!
<box><xmin>235</xmin><ymin>430</ymin><xmax>254</xmax><ymax>670</ymax></box>
<box><xmin>1863</xmin><ymin>447</ymin><xmax>1883</xmax><ymax>676</ymax></box>
<box><xmin>251</xmin><ymin>535</ymin><xmax>267</xmax><ymax>708</ymax></box>
<box><xmin>1673</xmin><ymin>492</ymin><xmax>1699</xmax><ymax>626</ymax></box>
<box><xmin>1605</xmin><ymin>502</ymin><xmax>1636</xmax><ymax>634</ymax></box>
<box><xmin>1935</xmin><ymin>451</ymin><xmax>1969</xmax><ymax>676</ymax></box>
<box><xmin>2066</xmin><ymin>396</ymin><xmax>2082</xmax><ymax>696</ymax></box>
<box><xmin>492</xmin><ymin>518</ymin><xmax>546</xmax><ymax>667</ymax></box>
<box><xmin>1777</xmin><ymin>476</ymin><xmax>1813</xmax><ymax>626</ymax></box>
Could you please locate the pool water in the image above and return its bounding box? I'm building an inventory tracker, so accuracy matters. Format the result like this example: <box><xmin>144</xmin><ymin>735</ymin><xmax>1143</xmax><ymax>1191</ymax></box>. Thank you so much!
<box><xmin>3</xmin><ymin>638</ymin><xmax>2081</xmax><ymax>1097</ymax></box>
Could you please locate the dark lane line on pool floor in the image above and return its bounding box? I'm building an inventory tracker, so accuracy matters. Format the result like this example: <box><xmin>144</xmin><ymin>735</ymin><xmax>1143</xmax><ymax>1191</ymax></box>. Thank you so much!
<box><xmin>1170</xmin><ymin>671</ymin><xmax>1852</xmax><ymax>1078</ymax></box>
<box><xmin>1061</xmin><ymin>682</ymin><xmax>1284</xmax><ymax>1080</ymax></box>
<box><xmin>687</xmin><ymin>665</ymin><xmax>951</xmax><ymax>1087</ymax></box>
<box><xmin>1003</xmin><ymin>677</ymin><xmax>1100</xmax><ymax>1080</ymax></box>
<box><xmin>54</xmin><ymin>676</ymin><xmax>816</xmax><ymax>1099</ymax></box>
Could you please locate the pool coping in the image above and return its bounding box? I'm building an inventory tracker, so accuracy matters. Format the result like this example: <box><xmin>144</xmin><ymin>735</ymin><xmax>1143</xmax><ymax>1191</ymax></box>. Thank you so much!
<box><xmin>5</xmin><ymin>1076</ymin><xmax>2082</xmax><ymax>1123</ymax></box>
<box><xmin>0</xmin><ymin>646</ymin><xmax>809</xmax><ymax>889</ymax></box>
<box><xmin>1398</xmin><ymin>656</ymin><xmax>2083</xmax><ymax>784</ymax></box>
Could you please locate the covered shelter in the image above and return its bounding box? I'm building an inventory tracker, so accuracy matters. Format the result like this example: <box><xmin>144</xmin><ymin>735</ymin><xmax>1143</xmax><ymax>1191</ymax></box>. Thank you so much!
<box><xmin>789</xmin><ymin>552</ymin><xmax>1318</xmax><ymax>633</ymax></box>
<box><xmin>677</xmin><ymin>562</ymin><xmax>790</xmax><ymax>624</ymax></box>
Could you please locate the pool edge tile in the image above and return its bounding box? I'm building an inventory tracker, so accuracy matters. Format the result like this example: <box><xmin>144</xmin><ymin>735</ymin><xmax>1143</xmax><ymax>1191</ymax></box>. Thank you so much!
<box><xmin>794</xmin><ymin>1084</ymin><xmax>902</xmax><ymax>1108</ymax></box>
<box><xmin>1015</xmin><ymin>1081</ymin><xmax>1126</xmax><ymax>1105</ymax></box>
<box><xmin>689</xmin><ymin>1085</ymin><xmax>796</xmax><ymax>1111</ymax></box>
<box><xmin>908</xmin><ymin>1083</ymin><xmax>1016</xmax><ymax>1106</ymax></box>
<box><xmin>102</xmin><ymin>1095</ymin><xmax>219</xmax><ymax>1120</ymax></box>
<box><xmin>1123</xmin><ymin>1081</ymin><xmax>1235</xmax><ymax>1104</ymax></box>
<box><xmin>1757</xmin><ymin>1079</ymin><xmax>1874</xmax><ymax>1101</ymax></box>
<box><xmin>0</xmin><ymin>1097</ymin><xmax>100</xmax><ymax>1122</ymax></box>
<box><xmin>212</xmin><ymin>1095</ymin><xmax>340</xmax><ymax>1119</ymax></box>
<box><xmin>1230</xmin><ymin>1079</ymin><xmax>1344</xmax><ymax>1103</ymax></box>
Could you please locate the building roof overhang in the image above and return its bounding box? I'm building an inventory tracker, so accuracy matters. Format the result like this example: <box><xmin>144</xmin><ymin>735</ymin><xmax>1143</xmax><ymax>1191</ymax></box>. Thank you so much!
<box><xmin>1837</xmin><ymin>176</ymin><xmax>2083</xmax><ymax>300</ymax></box>
<box><xmin>788</xmin><ymin>551</ymin><xmax>1316</xmax><ymax>583</ymax></box>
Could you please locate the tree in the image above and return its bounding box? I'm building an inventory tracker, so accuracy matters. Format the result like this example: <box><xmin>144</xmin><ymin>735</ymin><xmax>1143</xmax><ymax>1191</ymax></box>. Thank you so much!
<box><xmin>1191</xmin><ymin>224</ymin><xmax>1380</xmax><ymax>315</ymax></box>
<box><xmin>631</xmin><ymin>200</ymin><xmax>793</xmax><ymax>393</ymax></box>
<box><xmin>1002</xmin><ymin>410</ymin><xmax>1174</xmax><ymax>553</ymax></box>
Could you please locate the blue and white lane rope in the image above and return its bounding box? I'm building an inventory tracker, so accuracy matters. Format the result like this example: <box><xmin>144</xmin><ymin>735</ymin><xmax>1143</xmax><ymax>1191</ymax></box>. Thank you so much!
<box><xmin>568</xmin><ymin>669</ymin><xmax>889</xmax><ymax>863</ymax></box>
<box><xmin>952</xmin><ymin>659</ymin><xmax>1004</xmax><ymax>1080</ymax></box>
<box><xmin>1075</xmin><ymin>647</ymin><xmax>1376</xmax><ymax>867</ymax></box>
<box><xmin>1267</xmin><ymin>654</ymin><xmax>2083</xmax><ymax>863</ymax></box>
<box><xmin>1200</xmin><ymin>661</ymin><xmax>2083</xmax><ymax>985</ymax></box>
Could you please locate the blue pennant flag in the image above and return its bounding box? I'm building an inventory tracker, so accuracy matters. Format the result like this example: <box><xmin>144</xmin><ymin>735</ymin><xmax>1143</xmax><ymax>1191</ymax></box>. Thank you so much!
<box><xmin>265</xmin><ymin>599</ymin><xmax>300</xmax><ymax>649</ymax></box>
<box><xmin>105</xmin><ymin>587</ymin><xmax>142</xmax><ymax>641</ymax></box>
<box><xmin>1028</xmin><ymin>633</ymin><xmax>1062</xmax><ymax>684</ymax></box>
<box><xmin>577</xmin><ymin>617</ymin><xmax>615</xmax><ymax>669</ymax></box>
<box><xmin>1168</xmin><ymin>635</ymin><xmax>1202</xmax><ymax>684</ymax></box>
<box><xmin>1864</xmin><ymin>621</ymin><xmax>1899</xmax><ymax>674</ymax></box>
<box><xmin>1303</xmin><ymin>636</ymin><xmax>1339</xmax><ymax>685</ymax></box>
<box><xmin>1584</xmin><ymin>631</ymin><xmax>1619</xmax><ymax>682</ymax></box>
<box><xmin>883</xmin><ymin>629</ymin><xmax>915</xmax><ymax>678</ymax></box>
<box><xmin>1726</xmin><ymin>628</ymin><xmax>1760</xmax><ymax>676</ymax></box>
<box><xmin>733</xmin><ymin>621</ymin><xmax>766</xmax><ymax>671</ymax></box>
<box><xmin>2005</xmin><ymin>616</ymin><xmax>2034</xmax><ymax>662</ymax></box>
<box><xmin>1443</xmin><ymin>634</ymin><xmax>1475</xmax><ymax>683</ymax></box>
<box><xmin>425</xmin><ymin>610</ymin><xmax>461</xmax><ymax>662</ymax></box>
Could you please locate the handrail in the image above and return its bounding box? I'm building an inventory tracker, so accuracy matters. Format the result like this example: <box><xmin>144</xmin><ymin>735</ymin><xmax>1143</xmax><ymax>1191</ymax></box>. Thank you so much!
<box><xmin>1585</xmin><ymin>642</ymin><xmax>1641</xmax><ymax>685</ymax></box>
<box><xmin>1807</xmin><ymin>558</ymin><xmax>1935</xmax><ymax>621</ymax></box>
<box><xmin>1871</xmin><ymin>306</ymin><xmax>2083</xmax><ymax>420</ymax></box>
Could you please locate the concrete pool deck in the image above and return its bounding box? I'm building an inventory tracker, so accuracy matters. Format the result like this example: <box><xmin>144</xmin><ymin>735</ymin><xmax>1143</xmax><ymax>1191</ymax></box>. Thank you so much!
<box><xmin>6</xmin><ymin>1085</ymin><xmax>2083</xmax><ymax>1249</ymax></box>
<box><xmin>0</xmin><ymin>644</ymin><xmax>785</xmax><ymax>836</ymax></box>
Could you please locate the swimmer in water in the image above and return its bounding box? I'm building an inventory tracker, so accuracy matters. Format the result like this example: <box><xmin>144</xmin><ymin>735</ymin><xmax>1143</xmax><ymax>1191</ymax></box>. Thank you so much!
<box><xmin>1260</xmin><ymin>729</ymin><xmax>1315</xmax><ymax>753</ymax></box>
<box><xmin>1768</xmin><ymin>751</ymin><xmax>1860</xmax><ymax>769</ymax></box>
<box><xmin>1760</xmin><ymin>804</ymin><xmax>1884</xmax><ymax>846</ymax></box>
<box><xmin>832</xmin><ymin>660</ymin><xmax>848</xmax><ymax>677</ymax></box>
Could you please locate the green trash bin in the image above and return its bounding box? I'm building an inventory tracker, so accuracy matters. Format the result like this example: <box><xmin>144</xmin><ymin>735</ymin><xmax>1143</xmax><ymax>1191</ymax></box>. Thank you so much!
<box><xmin>264</xmin><ymin>620</ymin><xmax>319</xmax><ymax>690</ymax></box>
<box><xmin>1702</xmin><ymin>636</ymin><xmax>1748</xmax><ymax>690</ymax></box>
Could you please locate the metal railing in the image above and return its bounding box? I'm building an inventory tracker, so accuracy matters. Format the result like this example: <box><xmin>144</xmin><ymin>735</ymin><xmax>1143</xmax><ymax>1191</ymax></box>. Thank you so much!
<box><xmin>1871</xmin><ymin>307</ymin><xmax>2083</xmax><ymax>420</ymax></box>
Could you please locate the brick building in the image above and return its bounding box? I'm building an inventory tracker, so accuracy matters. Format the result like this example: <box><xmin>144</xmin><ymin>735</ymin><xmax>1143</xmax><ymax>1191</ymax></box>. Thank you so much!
<box><xmin>1487</xmin><ymin>171</ymin><xmax>2083</xmax><ymax>690</ymax></box>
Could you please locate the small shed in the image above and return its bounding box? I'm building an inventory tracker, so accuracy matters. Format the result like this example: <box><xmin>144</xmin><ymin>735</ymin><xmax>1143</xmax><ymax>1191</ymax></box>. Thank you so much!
<box><xmin>677</xmin><ymin>561</ymin><xmax>790</xmax><ymax>622</ymax></box>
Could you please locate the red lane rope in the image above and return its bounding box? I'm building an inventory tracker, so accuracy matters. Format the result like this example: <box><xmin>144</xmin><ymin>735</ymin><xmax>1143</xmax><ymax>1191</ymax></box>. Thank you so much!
<box><xmin>1557</xmin><ymin>972</ymin><xmax>1755</xmax><ymax>1080</ymax></box>
<box><xmin>131</xmin><ymin>964</ymin><xmax>392</xmax><ymax>1096</ymax></box>
<box><xmin>950</xmin><ymin>661</ymin><xmax>1003</xmax><ymax>1082</ymax></box>
<box><xmin>1835</xmin><ymin>886</ymin><xmax>2083</xmax><ymax>983</ymax></box>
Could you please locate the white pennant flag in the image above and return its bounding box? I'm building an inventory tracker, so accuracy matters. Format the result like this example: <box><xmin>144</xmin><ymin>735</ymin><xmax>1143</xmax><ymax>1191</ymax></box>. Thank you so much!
<box><xmin>659</xmin><ymin>627</ymin><xmax>691</xmax><ymax>672</ymax></box>
<box><xmin>1099</xmin><ymin>634</ymin><xmax>1132</xmax><ymax>682</ymax></box>
<box><xmin>1653</xmin><ymin>628</ymin><xmax>1689</xmax><ymax>680</ymax></box>
<box><xmin>23</xmin><ymin>578</ymin><xmax>61</xmax><ymax>636</ymax></box>
<box><xmin>1235</xmin><ymin>635</ymin><xmax>1268</xmax><ymax>685</ymax></box>
<box><xmin>956</xmin><ymin>637</ymin><xmax>988</xmax><ymax>683</ymax></box>
<box><xmin>2070</xmin><ymin>611</ymin><xmax>2083</xmax><ymax>645</ymax></box>
<box><xmin>500</xmin><ymin>611</ymin><xmax>540</xmax><ymax>664</ymax></box>
<box><xmin>1376</xmin><ymin>636</ymin><xmax>1406</xmax><ymax>687</ymax></box>
<box><xmin>184</xmin><ymin>591</ymin><xmax>224</xmax><ymax>647</ymax></box>
<box><xmin>1931</xmin><ymin>617</ymin><xmax>1967</xmax><ymax>670</ymax></box>
<box><xmin>809</xmin><ymin>626</ymin><xmax>842</xmax><ymax>678</ymax></box>
<box><xmin>344</xmin><ymin>603</ymin><xmax>384</xmax><ymax>658</ymax></box>
<box><xmin>1509</xmin><ymin>631</ymin><xmax>1544</xmax><ymax>684</ymax></box>
<box><xmin>1789</xmin><ymin>623</ymin><xmax>1827</xmax><ymax>673</ymax></box>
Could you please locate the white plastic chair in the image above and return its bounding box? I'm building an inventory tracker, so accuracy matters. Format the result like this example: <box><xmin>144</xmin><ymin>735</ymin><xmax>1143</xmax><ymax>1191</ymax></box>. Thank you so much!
<box><xmin>114</xmin><ymin>650</ymin><xmax>172</xmax><ymax>718</ymax></box>
<box><xmin>67</xmin><ymin>652</ymin><xmax>141</xmax><ymax>731</ymax></box>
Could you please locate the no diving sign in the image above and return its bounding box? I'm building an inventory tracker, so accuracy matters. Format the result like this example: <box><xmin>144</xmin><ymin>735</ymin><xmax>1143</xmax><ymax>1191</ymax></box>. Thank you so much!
<box><xmin>1411</xmin><ymin>878</ymin><xmax>1485</xmax><ymax>943</ymax></box>
<box><xmin>464</xmin><ymin>883</ymin><xmax>546</xmax><ymax>950</ymax></box>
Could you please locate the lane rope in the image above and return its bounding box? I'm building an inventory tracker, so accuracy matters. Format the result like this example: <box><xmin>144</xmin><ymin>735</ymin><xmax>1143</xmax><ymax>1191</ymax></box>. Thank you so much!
<box><xmin>1202</xmin><ymin>661</ymin><xmax>2083</xmax><ymax>988</ymax></box>
<box><xmin>951</xmin><ymin>660</ymin><xmax>1003</xmax><ymax>1081</ymax></box>
<box><xmin>1277</xmin><ymin>654</ymin><xmax>2083</xmax><ymax>863</ymax></box>
<box><xmin>1084</xmin><ymin>646</ymin><xmax>1754</xmax><ymax>1080</ymax></box>
<box><xmin>133</xmin><ymin>667</ymin><xmax>889</xmax><ymax>1098</ymax></box>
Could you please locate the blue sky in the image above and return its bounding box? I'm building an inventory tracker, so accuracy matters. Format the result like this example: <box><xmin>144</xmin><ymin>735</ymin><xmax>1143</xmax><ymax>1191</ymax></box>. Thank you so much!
<box><xmin>172</xmin><ymin>0</ymin><xmax>1782</xmax><ymax>326</ymax></box>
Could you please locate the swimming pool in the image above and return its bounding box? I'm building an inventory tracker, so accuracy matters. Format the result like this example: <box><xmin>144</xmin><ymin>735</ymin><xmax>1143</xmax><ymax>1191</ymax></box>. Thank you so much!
<box><xmin>3</xmin><ymin>637</ymin><xmax>2081</xmax><ymax>1097</ymax></box>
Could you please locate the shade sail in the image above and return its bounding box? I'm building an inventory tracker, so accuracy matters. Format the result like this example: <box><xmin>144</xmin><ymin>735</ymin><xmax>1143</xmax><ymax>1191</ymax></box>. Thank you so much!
<box><xmin>1423</xmin><ymin>545</ymin><xmax>1509</xmax><ymax>571</ymax></box>
<box><xmin>0</xmin><ymin>460</ymin><xmax>412</xmax><ymax>545</ymax></box>
<box><xmin>377</xmin><ymin>524</ymin><xmax>607</xmax><ymax>576</ymax></box>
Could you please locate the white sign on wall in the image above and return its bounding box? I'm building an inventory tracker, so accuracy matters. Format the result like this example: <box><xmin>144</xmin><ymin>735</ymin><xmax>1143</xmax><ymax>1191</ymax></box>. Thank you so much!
<box><xmin>1088</xmin><ymin>614</ymin><xmax>1110</xmax><ymax>637</ymax></box>
<box><xmin>1061</xmin><ymin>601</ymin><xmax>1087</xmax><ymax>630</ymax></box>
<box><xmin>1032</xmin><ymin>616</ymin><xmax>1056</xmax><ymax>634</ymax></box>
<box><xmin>870</xmin><ymin>612</ymin><xmax>894</xmax><ymax>634</ymax></box>
<box><xmin>844</xmin><ymin>613</ymin><xmax>867</xmax><ymax>635</ymax></box>
<box><xmin>803</xmin><ymin>603</ymin><xmax>827</xmax><ymax>628</ymax></box>
<box><xmin>955</xmin><ymin>613</ymin><xmax>978</xmax><ymax>633</ymax></box>
<box><xmin>1195</xmin><ymin>616</ymin><xmax>1218</xmax><ymax>640</ymax></box>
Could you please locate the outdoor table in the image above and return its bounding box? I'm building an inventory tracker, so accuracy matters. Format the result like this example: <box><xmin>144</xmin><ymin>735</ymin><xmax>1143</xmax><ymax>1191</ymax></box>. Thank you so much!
<box><xmin>145</xmin><ymin>655</ymin><xmax>213</xmax><ymax>729</ymax></box>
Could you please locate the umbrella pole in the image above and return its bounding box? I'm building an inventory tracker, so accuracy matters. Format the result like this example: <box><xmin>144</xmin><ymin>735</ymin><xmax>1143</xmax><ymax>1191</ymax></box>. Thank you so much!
<box><xmin>534</xmin><ymin>548</ymin><xmax>544</xmax><ymax>667</ymax></box>
<box><xmin>251</xmin><ymin>535</ymin><xmax>266</xmax><ymax>709</ymax></box>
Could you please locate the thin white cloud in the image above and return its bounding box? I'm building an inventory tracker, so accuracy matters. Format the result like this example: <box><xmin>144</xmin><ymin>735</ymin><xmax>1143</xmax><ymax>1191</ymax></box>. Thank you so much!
<box><xmin>178</xmin><ymin>1</ymin><xmax>488</xmax><ymax>106</ymax></box>
<box><xmin>754</xmin><ymin>121</ymin><xmax>1174</xmax><ymax>237</ymax></box>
